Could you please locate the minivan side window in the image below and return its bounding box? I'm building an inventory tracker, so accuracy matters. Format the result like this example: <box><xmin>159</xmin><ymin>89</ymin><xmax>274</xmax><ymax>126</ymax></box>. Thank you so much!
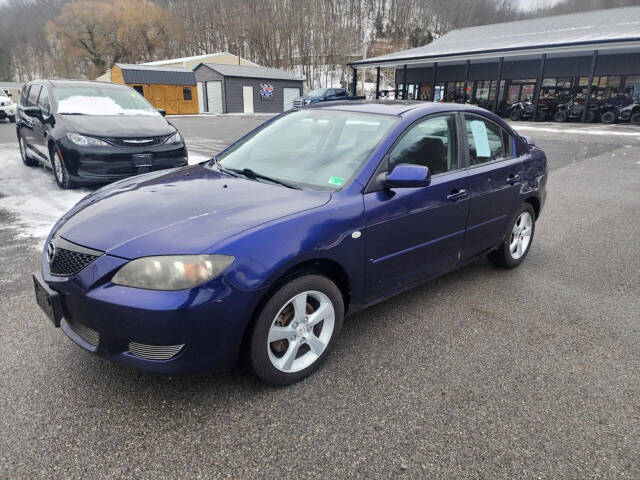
<box><xmin>27</xmin><ymin>85</ymin><xmax>41</xmax><ymax>107</ymax></box>
<box><xmin>38</xmin><ymin>86</ymin><xmax>51</xmax><ymax>116</ymax></box>
<box><xmin>464</xmin><ymin>115</ymin><xmax>513</xmax><ymax>166</ymax></box>
<box><xmin>387</xmin><ymin>114</ymin><xmax>458</xmax><ymax>176</ymax></box>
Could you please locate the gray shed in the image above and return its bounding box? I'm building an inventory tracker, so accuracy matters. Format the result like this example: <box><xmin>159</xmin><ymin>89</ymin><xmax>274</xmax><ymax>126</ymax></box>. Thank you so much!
<box><xmin>193</xmin><ymin>63</ymin><xmax>304</xmax><ymax>114</ymax></box>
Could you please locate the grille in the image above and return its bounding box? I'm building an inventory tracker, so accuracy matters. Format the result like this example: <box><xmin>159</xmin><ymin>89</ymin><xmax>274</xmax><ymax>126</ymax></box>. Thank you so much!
<box><xmin>105</xmin><ymin>136</ymin><xmax>168</xmax><ymax>147</ymax></box>
<box><xmin>128</xmin><ymin>342</ymin><xmax>185</xmax><ymax>360</ymax></box>
<box><xmin>50</xmin><ymin>248</ymin><xmax>100</xmax><ymax>276</ymax></box>
<box><xmin>66</xmin><ymin>319</ymin><xmax>100</xmax><ymax>346</ymax></box>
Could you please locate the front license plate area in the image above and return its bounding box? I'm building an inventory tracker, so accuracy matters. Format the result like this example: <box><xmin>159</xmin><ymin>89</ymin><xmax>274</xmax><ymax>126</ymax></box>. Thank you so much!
<box><xmin>133</xmin><ymin>154</ymin><xmax>153</xmax><ymax>167</ymax></box>
<box><xmin>33</xmin><ymin>273</ymin><xmax>63</xmax><ymax>327</ymax></box>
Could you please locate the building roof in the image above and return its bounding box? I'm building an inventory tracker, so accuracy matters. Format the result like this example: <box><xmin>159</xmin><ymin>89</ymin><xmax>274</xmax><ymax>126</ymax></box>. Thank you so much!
<box><xmin>142</xmin><ymin>52</ymin><xmax>259</xmax><ymax>67</ymax></box>
<box><xmin>197</xmin><ymin>63</ymin><xmax>303</xmax><ymax>81</ymax></box>
<box><xmin>353</xmin><ymin>6</ymin><xmax>640</xmax><ymax>67</ymax></box>
<box><xmin>115</xmin><ymin>64</ymin><xmax>196</xmax><ymax>86</ymax></box>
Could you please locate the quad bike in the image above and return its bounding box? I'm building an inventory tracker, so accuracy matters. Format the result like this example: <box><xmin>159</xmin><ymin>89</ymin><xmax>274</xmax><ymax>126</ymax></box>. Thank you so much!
<box><xmin>509</xmin><ymin>101</ymin><xmax>546</xmax><ymax>121</ymax></box>
<box><xmin>600</xmin><ymin>96</ymin><xmax>640</xmax><ymax>124</ymax></box>
<box><xmin>553</xmin><ymin>99</ymin><xmax>600</xmax><ymax>123</ymax></box>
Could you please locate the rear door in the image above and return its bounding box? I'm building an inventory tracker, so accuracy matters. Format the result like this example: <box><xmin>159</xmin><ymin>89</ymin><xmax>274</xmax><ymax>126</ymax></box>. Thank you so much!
<box><xmin>460</xmin><ymin>114</ymin><xmax>523</xmax><ymax>260</ymax></box>
<box><xmin>363</xmin><ymin>113</ymin><xmax>470</xmax><ymax>300</ymax></box>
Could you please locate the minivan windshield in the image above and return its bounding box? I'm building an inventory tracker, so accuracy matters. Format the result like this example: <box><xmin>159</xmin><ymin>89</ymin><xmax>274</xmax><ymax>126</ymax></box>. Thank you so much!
<box><xmin>214</xmin><ymin>109</ymin><xmax>397</xmax><ymax>190</ymax></box>
<box><xmin>53</xmin><ymin>86</ymin><xmax>159</xmax><ymax>116</ymax></box>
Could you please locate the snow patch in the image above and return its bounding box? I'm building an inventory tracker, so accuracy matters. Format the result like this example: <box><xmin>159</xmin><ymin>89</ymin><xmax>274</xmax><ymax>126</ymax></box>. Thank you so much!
<box><xmin>58</xmin><ymin>96</ymin><xmax>159</xmax><ymax>116</ymax></box>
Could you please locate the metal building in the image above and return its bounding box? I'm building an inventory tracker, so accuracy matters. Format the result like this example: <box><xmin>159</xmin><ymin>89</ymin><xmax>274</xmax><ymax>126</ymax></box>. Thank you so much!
<box><xmin>350</xmin><ymin>6</ymin><xmax>640</xmax><ymax>122</ymax></box>
<box><xmin>193</xmin><ymin>64</ymin><xmax>304</xmax><ymax>114</ymax></box>
<box><xmin>110</xmin><ymin>64</ymin><xmax>199</xmax><ymax>115</ymax></box>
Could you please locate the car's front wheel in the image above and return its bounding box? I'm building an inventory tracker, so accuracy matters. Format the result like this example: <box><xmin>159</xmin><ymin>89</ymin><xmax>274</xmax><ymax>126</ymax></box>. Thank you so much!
<box><xmin>50</xmin><ymin>147</ymin><xmax>72</xmax><ymax>189</ymax></box>
<box><xmin>250</xmin><ymin>274</ymin><xmax>344</xmax><ymax>385</ymax></box>
<box><xmin>488</xmin><ymin>203</ymin><xmax>536</xmax><ymax>269</ymax></box>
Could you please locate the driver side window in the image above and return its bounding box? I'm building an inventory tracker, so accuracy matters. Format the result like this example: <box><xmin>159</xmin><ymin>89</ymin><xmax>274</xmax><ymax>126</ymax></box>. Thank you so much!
<box><xmin>387</xmin><ymin>114</ymin><xmax>458</xmax><ymax>176</ymax></box>
<box><xmin>38</xmin><ymin>86</ymin><xmax>51</xmax><ymax>117</ymax></box>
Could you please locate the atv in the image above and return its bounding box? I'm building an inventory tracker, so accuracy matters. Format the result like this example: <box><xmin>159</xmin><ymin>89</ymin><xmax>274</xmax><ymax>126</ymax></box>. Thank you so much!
<box><xmin>600</xmin><ymin>96</ymin><xmax>640</xmax><ymax>125</ymax></box>
<box><xmin>509</xmin><ymin>101</ymin><xmax>546</xmax><ymax>121</ymax></box>
<box><xmin>553</xmin><ymin>99</ymin><xmax>600</xmax><ymax>123</ymax></box>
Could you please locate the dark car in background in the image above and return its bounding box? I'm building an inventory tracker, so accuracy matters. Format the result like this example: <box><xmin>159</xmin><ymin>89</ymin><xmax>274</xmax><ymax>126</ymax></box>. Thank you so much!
<box><xmin>293</xmin><ymin>88</ymin><xmax>365</xmax><ymax>106</ymax></box>
<box><xmin>17</xmin><ymin>80</ymin><xmax>188</xmax><ymax>189</ymax></box>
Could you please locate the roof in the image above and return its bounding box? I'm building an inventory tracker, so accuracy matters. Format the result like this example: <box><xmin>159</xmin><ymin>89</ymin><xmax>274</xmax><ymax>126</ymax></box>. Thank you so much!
<box><xmin>142</xmin><ymin>52</ymin><xmax>259</xmax><ymax>67</ymax></box>
<box><xmin>24</xmin><ymin>80</ymin><xmax>126</xmax><ymax>89</ymax></box>
<box><xmin>302</xmin><ymin>100</ymin><xmax>484</xmax><ymax>117</ymax></box>
<box><xmin>115</xmin><ymin>64</ymin><xmax>196</xmax><ymax>86</ymax></box>
<box><xmin>196</xmin><ymin>63</ymin><xmax>303</xmax><ymax>81</ymax></box>
<box><xmin>353</xmin><ymin>5</ymin><xmax>640</xmax><ymax>66</ymax></box>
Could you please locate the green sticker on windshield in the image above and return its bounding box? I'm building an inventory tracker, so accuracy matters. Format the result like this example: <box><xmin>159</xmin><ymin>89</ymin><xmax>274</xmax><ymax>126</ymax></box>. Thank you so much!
<box><xmin>328</xmin><ymin>176</ymin><xmax>344</xmax><ymax>186</ymax></box>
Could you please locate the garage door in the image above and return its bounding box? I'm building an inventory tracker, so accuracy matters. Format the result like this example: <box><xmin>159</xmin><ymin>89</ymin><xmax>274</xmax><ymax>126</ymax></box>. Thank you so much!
<box><xmin>197</xmin><ymin>82</ymin><xmax>205</xmax><ymax>113</ymax></box>
<box><xmin>283</xmin><ymin>87</ymin><xmax>300</xmax><ymax>111</ymax></box>
<box><xmin>206</xmin><ymin>81</ymin><xmax>223</xmax><ymax>114</ymax></box>
<box><xmin>243</xmin><ymin>86</ymin><xmax>254</xmax><ymax>113</ymax></box>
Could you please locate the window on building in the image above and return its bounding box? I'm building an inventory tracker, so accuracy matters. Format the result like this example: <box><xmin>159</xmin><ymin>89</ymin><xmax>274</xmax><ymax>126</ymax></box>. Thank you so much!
<box><xmin>388</xmin><ymin>114</ymin><xmax>458</xmax><ymax>175</ymax></box>
<box><xmin>132</xmin><ymin>85</ymin><xmax>144</xmax><ymax>95</ymax></box>
<box><xmin>465</xmin><ymin>115</ymin><xmax>511</xmax><ymax>166</ymax></box>
<box><xmin>595</xmin><ymin>76</ymin><xmax>622</xmax><ymax>100</ymax></box>
<box><xmin>183</xmin><ymin>87</ymin><xmax>192</xmax><ymax>101</ymax></box>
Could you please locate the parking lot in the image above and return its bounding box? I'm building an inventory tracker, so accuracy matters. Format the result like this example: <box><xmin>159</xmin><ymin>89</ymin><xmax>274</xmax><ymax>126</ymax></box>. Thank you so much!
<box><xmin>1</xmin><ymin>115</ymin><xmax>639</xmax><ymax>478</ymax></box>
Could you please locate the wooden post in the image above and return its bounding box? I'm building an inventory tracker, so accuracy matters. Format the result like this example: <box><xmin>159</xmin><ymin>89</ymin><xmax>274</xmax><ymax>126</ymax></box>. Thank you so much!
<box><xmin>532</xmin><ymin>54</ymin><xmax>547</xmax><ymax>121</ymax></box>
<box><xmin>375</xmin><ymin>67</ymin><xmax>381</xmax><ymax>99</ymax></box>
<box><xmin>463</xmin><ymin>60</ymin><xmax>470</xmax><ymax>103</ymax></box>
<box><xmin>582</xmin><ymin>50</ymin><xmax>599</xmax><ymax>123</ymax></box>
<box><xmin>402</xmin><ymin>65</ymin><xmax>408</xmax><ymax>100</ymax></box>
<box><xmin>351</xmin><ymin>67</ymin><xmax>357</xmax><ymax>96</ymax></box>
<box><xmin>431</xmin><ymin>62</ymin><xmax>438</xmax><ymax>101</ymax></box>
<box><xmin>493</xmin><ymin>57</ymin><xmax>504</xmax><ymax>114</ymax></box>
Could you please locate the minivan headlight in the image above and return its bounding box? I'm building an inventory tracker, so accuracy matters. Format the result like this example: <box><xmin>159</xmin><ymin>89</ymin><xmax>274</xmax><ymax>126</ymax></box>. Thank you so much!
<box><xmin>164</xmin><ymin>131</ymin><xmax>183</xmax><ymax>145</ymax></box>
<box><xmin>67</xmin><ymin>132</ymin><xmax>109</xmax><ymax>146</ymax></box>
<box><xmin>112</xmin><ymin>255</ymin><xmax>234</xmax><ymax>290</ymax></box>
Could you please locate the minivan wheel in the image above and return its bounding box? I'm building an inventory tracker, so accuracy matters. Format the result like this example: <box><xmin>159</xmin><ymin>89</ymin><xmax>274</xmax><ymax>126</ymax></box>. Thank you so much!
<box><xmin>250</xmin><ymin>274</ymin><xmax>344</xmax><ymax>386</ymax></box>
<box><xmin>19</xmin><ymin>133</ymin><xmax>38</xmax><ymax>167</ymax></box>
<box><xmin>600</xmin><ymin>110</ymin><xmax>617</xmax><ymax>124</ymax></box>
<box><xmin>51</xmin><ymin>148</ymin><xmax>71</xmax><ymax>189</ymax></box>
<box><xmin>488</xmin><ymin>203</ymin><xmax>536</xmax><ymax>269</ymax></box>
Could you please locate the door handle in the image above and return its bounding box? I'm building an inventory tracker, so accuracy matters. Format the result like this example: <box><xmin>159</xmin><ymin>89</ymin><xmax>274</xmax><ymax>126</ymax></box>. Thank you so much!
<box><xmin>446</xmin><ymin>189</ymin><xmax>468</xmax><ymax>201</ymax></box>
<box><xmin>506</xmin><ymin>174</ymin><xmax>521</xmax><ymax>184</ymax></box>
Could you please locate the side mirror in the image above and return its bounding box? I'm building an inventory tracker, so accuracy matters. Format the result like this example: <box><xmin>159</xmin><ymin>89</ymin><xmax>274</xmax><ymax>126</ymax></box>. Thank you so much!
<box><xmin>23</xmin><ymin>106</ymin><xmax>42</xmax><ymax>119</ymax></box>
<box><xmin>521</xmin><ymin>135</ymin><xmax>535</xmax><ymax>147</ymax></box>
<box><xmin>384</xmin><ymin>164</ymin><xmax>430</xmax><ymax>189</ymax></box>
<box><xmin>7</xmin><ymin>93</ymin><xmax>12</xmax><ymax>97</ymax></box>
<box><xmin>157</xmin><ymin>109</ymin><xmax>166</xmax><ymax>117</ymax></box>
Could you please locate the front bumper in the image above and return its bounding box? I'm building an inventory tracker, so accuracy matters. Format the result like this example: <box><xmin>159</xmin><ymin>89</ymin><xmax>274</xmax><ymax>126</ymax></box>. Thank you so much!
<box><xmin>0</xmin><ymin>106</ymin><xmax>15</xmax><ymax>118</ymax></box>
<box><xmin>58</xmin><ymin>139</ymin><xmax>188</xmax><ymax>184</ymax></box>
<box><xmin>39</xmin><ymin>248</ymin><xmax>264</xmax><ymax>375</ymax></box>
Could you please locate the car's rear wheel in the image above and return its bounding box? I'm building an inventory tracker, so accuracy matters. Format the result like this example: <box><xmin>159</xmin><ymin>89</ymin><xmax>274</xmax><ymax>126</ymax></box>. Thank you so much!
<box><xmin>18</xmin><ymin>132</ymin><xmax>38</xmax><ymax>167</ymax></box>
<box><xmin>600</xmin><ymin>110</ymin><xmax>617</xmax><ymax>124</ymax></box>
<box><xmin>553</xmin><ymin>110</ymin><xmax>567</xmax><ymax>122</ymax></box>
<box><xmin>488</xmin><ymin>203</ymin><xmax>536</xmax><ymax>269</ymax></box>
<box><xmin>51</xmin><ymin>148</ymin><xmax>72</xmax><ymax>189</ymax></box>
<box><xmin>250</xmin><ymin>274</ymin><xmax>344</xmax><ymax>385</ymax></box>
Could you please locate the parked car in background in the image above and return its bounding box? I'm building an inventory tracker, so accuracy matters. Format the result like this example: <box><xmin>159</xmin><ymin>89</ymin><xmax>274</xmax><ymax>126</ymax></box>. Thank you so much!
<box><xmin>293</xmin><ymin>88</ymin><xmax>365</xmax><ymax>106</ymax></box>
<box><xmin>0</xmin><ymin>89</ymin><xmax>16</xmax><ymax>123</ymax></box>
<box><xmin>33</xmin><ymin>101</ymin><xmax>547</xmax><ymax>385</ymax></box>
<box><xmin>17</xmin><ymin>80</ymin><xmax>188</xmax><ymax>189</ymax></box>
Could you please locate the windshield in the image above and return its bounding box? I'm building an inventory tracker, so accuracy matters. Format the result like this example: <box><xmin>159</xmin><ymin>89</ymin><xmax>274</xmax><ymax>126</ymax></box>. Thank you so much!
<box><xmin>215</xmin><ymin>109</ymin><xmax>397</xmax><ymax>190</ymax></box>
<box><xmin>307</xmin><ymin>88</ymin><xmax>330</xmax><ymax>98</ymax></box>
<box><xmin>53</xmin><ymin>86</ymin><xmax>159</xmax><ymax>116</ymax></box>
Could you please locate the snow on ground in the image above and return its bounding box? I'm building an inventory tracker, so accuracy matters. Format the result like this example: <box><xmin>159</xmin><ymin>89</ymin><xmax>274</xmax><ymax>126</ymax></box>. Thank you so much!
<box><xmin>0</xmin><ymin>143</ymin><xmax>211</xmax><ymax>245</ymax></box>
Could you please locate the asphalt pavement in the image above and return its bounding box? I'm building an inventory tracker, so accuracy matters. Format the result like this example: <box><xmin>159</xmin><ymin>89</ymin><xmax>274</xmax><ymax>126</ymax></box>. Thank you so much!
<box><xmin>0</xmin><ymin>114</ymin><xmax>639</xmax><ymax>479</ymax></box>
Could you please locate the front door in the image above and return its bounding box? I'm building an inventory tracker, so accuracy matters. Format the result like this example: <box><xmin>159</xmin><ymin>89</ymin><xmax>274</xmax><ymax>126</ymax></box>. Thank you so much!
<box><xmin>461</xmin><ymin>114</ymin><xmax>523</xmax><ymax>260</ymax></box>
<box><xmin>364</xmin><ymin>113</ymin><xmax>470</xmax><ymax>300</ymax></box>
<box><xmin>243</xmin><ymin>86</ymin><xmax>254</xmax><ymax>113</ymax></box>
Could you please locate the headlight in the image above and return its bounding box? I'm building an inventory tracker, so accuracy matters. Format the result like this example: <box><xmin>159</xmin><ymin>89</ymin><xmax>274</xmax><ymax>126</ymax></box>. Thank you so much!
<box><xmin>111</xmin><ymin>255</ymin><xmax>234</xmax><ymax>290</ymax></box>
<box><xmin>164</xmin><ymin>131</ymin><xmax>183</xmax><ymax>144</ymax></box>
<box><xmin>67</xmin><ymin>132</ymin><xmax>109</xmax><ymax>146</ymax></box>
<box><xmin>303</xmin><ymin>99</ymin><xmax>312</xmax><ymax>105</ymax></box>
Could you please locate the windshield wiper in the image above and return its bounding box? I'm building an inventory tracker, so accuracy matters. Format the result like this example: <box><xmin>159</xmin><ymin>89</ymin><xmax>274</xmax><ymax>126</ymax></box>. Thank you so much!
<box><xmin>228</xmin><ymin>167</ymin><xmax>300</xmax><ymax>190</ymax></box>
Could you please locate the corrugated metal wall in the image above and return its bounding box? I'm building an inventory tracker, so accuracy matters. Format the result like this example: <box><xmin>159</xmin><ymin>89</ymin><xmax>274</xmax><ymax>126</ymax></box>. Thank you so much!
<box><xmin>224</xmin><ymin>77</ymin><xmax>302</xmax><ymax>113</ymax></box>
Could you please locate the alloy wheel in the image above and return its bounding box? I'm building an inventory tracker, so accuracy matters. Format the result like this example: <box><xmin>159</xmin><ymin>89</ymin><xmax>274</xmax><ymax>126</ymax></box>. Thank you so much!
<box><xmin>267</xmin><ymin>290</ymin><xmax>335</xmax><ymax>373</ymax></box>
<box><xmin>509</xmin><ymin>211</ymin><xmax>533</xmax><ymax>260</ymax></box>
<box><xmin>53</xmin><ymin>152</ymin><xmax>64</xmax><ymax>183</ymax></box>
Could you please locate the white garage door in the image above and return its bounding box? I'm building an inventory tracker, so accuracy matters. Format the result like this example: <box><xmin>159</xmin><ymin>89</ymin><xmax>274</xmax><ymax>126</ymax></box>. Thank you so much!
<box><xmin>283</xmin><ymin>87</ymin><xmax>300</xmax><ymax>111</ymax></box>
<box><xmin>197</xmin><ymin>82</ymin><xmax>205</xmax><ymax>113</ymax></box>
<box><xmin>243</xmin><ymin>86</ymin><xmax>254</xmax><ymax>113</ymax></box>
<box><xmin>206</xmin><ymin>81</ymin><xmax>223</xmax><ymax>114</ymax></box>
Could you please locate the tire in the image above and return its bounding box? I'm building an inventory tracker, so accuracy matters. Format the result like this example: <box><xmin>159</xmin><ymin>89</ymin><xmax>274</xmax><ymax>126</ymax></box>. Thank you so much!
<box><xmin>488</xmin><ymin>203</ymin><xmax>536</xmax><ymax>269</ymax></box>
<box><xmin>553</xmin><ymin>110</ymin><xmax>568</xmax><ymax>122</ymax></box>
<box><xmin>9</xmin><ymin>115</ymin><xmax>15</xmax><ymax>123</ymax></box>
<box><xmin>250</xmin><ymin>274</ymin><xmax>344</xmax><ymax>386</ymax></box>
<box><xmin>585</xmin><ymin>110</ymin><xmax>598</xmax><ymax>123</ymax></box>
<box><xmin>18</xmin><ymin>131</ymin><xmax>38</xmax><ymax>167</ymax></box>
<box><xmin>600</xmin><ymin>110</ymin><xmax>617</xmax><ymax>124</ymax></box>
<box><xmin>510</xmin><ymin>109</ymin><xmax>521</xmax><ymax>121</ymax></box>
<box><xmin>535</xmin><ymin>110</ymin><xmax>546</xmax><ymax>122</ymax></box>
<box><xmin>631</xmin><ymin>112</ymin><xmax>640</xmax><ymax>126</ymax></box>
<box><xmin>50</xmin><ymin>146</ymin><xmax>72</xmax><ymax>189</ymax></box>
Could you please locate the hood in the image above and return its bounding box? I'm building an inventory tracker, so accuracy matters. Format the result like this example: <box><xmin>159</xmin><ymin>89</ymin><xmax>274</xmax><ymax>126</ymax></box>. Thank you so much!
<box><xmin>56</xmin><ymin>165</ymin><xmax>331</xmax><ymax>258</ymax></box>
<box><xmin>57</xmin><ymin>114</ymin><xmax>175</xmax><ymax>137</ymax></box>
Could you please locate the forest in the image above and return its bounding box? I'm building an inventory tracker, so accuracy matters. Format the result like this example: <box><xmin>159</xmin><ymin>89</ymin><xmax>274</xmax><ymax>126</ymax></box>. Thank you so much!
<box><xmin>1</xmin><ymin>0</ymin><xmax>639</xmax><ymax>89</ymax></box>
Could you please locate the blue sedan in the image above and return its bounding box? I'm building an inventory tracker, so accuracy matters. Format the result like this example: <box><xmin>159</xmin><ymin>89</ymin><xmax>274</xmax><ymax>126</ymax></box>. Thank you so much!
<box><xmin>33</xmin><ymin>101</ymin><xmax>547</xmax><ymax>385</ymax></box>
